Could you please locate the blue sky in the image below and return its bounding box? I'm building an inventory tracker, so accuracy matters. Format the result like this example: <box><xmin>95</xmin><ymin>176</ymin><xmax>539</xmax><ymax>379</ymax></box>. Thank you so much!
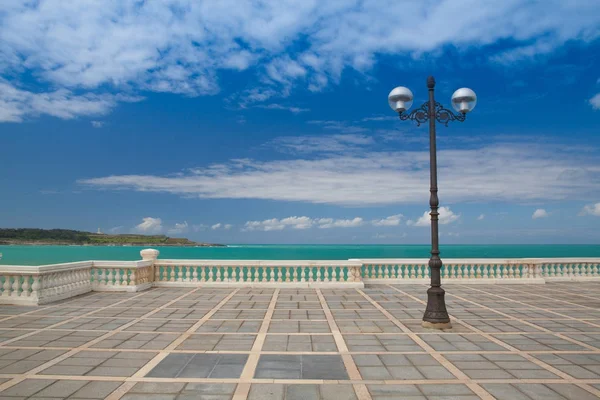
<box><xmin>1</xmin><ymin>1</ymin><xmax>600</xmax><ymax>244</ymax></box>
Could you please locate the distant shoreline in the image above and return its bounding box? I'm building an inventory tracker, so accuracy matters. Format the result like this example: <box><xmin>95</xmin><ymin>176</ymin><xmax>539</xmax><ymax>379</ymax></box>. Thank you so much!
<box><xmin>0</xmin><ymin>241</ymin><xmax>226</xmax><ymax>247</ymax></box>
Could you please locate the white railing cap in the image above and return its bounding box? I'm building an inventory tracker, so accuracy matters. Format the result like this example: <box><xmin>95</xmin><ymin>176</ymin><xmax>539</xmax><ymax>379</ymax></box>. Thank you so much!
<box><xmin>92</xmin><ymin>260</ymin><xmax>153</xmax><ymax>268</ymax></box>
<box><xmin>358</xmin><ymin>258</ymin><xmax>600</xmax><ymax>265</ymax></box>
<box><xmin>155</xmin><ymin>259</ymin><xmax>363</xmax><ymax>267</ymax></box>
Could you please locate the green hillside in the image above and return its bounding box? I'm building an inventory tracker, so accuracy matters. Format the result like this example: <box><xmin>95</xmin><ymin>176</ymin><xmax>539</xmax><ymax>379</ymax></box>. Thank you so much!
<box><xmin>0</xmin><ymin>228</ymin><xmax>217</xmax><ymax>246</ymax></box>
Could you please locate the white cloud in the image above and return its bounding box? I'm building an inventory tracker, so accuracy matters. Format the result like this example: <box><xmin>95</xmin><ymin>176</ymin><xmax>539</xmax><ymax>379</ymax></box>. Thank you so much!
<box><xmin>269</xmin><ymin>133</ymin><xmax>374</xmax><ymax>154</ymax></box>
<box><xmin>244</xmin><ymin>216</ymin><xmax>313</xmax><ymax>231</ymax></box>
<box><xmin>80</xmin><ymin>141</ymin><xmax>600</xmax><ymax>206</ymax></box>
<box><xmin>0</xmin><ymin>79</ymin><xmax>128</xmax><ymax>122</ymax></box>
<box><xmin>2</xmin><ymin>1</ymin><xmax>597</xmax><ymax>121</ymax></box>
<box><xmin>91</xmin><ymin>121</ymin><xmax>105</xmax><ymax>128</ymax></box>
<box><xmin>168</xmin><ymin>221</ymin><xmax>189</xmax><ymax>235</ymax></box>
<box><xmin>133</xmin><ymin>217</ymin><xmax>162</xmax><ymax>234</ymax></box>
<box><xmin>317</xmin><ymin>217</ymin><xmax>364</xmax><ymax>229</ymax></box>
<box><xmin>532</xmin><ymin>209</ymin><xmax>549</xmax><ymax>219</ymax></box>
<box><xmin>477</xmin><ymin>214</ymin><xmax>485</xmax><ymax>220</ymax></box>
<box><xmin>409</xmin><ymin>207</ymin><xmax>460</xmax><ymax>227</ymax></box>
<box><xmin>590</xmin><ymin>93</ymin><xmax>600</xmax><ymax>110</ymax></box>
<box><xmin>211</xmin><ymin>223</ymin><xmax>232</xmax><ymax>230</ymax></box>
<box><xmin>580</xmin><ymin>203</ymin><xmax>600</xmax><ymax>216</ymax></box>
<box><xmin>109</xmin><ymin>226</ymin><xmax>123</xmax><ymax>234</ymax></box>
<box><xmin>256</xmin><ymin>104</ymin><xmax>309</xmax><ymax>113</ymax></box>
<box><xmin>372</xmin><ymin>214</ymin><xmax>403</xmax><ymax>226</ymax></box>
<box><xmin>243</xmin><ymin>216</ymin><xmax>366</xmax><ymax>231</ymax></box>
<box><xmin>192</xmin><ymin>224</ymin><xmax>208</xmax><ymax>232</ymax></box>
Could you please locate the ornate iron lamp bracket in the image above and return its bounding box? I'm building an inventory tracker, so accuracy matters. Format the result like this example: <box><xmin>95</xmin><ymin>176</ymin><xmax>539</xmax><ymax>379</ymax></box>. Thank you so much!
<box><xmin>398</xmin><ymin>101</ymin><xmax>466</xmax><ymax>126</ymax></box>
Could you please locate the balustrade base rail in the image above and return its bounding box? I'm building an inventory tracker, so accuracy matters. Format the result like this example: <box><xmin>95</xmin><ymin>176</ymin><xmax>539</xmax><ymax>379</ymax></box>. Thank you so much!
<box><xmin>0</xmin><ymin>251</ymin><xmax>598</xmax><ymax>305</ymax></box>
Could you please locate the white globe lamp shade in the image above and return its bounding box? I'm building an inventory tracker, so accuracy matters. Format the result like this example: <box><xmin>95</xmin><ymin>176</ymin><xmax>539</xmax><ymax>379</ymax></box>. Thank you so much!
<box><xmin>388</xmin><ymin>86</ymin><xmax>414</xmax><ymax>113</ymax></box>
<box><xmin>451</xmin><ymin>88</ymin><xmax>477</xmax><ymax>113</ymax></box>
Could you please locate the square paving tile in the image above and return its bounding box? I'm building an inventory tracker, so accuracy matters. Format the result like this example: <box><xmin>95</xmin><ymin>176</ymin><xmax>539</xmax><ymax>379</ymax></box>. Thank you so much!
<box><xmin>91</xmin><ymin>331</ymin><xmax>179</xmax><ymax>349</ymax></box>
<box><xmin>176</xmin><ymin>333</ymin><xmax>256</xmax><ymax>351</ymax></box>
<box><xmin>0</xmin><ymin>378</ymin><xmax>122</xmax><ymax>399</ymax></box>
<box><xmin>444</xmin><ymin>353</ymin><xmax>560</xmax><ymax>379</ymax></box>
<box><xmin>482</xmin><ymin>383</ymin><xmax>599</xmax><ymax>400</ymax></box>
<box><xmin>248</xmin><ymin>383</ymin><xmax>357</xmax><ymax>400</ymax></box>
<box><xmin>269</xmin><ymin>320</ymin><xmax>331</xmax><ymax>333</ymax></box>
<box><xmin>147</xmin><ymin>353</ymin><xmax>248</xmax><ymax>378</ymax></box>
<box><xmin>492</xmin><ymin>333</ymin><xmax>591</xmax><ymax>351</ymax></box>
<box><xmin>533</xmin><ymin>353</ymin><xmax>600</xmax><ymax>379</ymax></box>
<box><xmin>263</xmin><ymin>334</ymin><xmax>338</xmax><ymax>352</ymax></box>
<box><xmin>254</xmin><ymin>355</ymin><xmax>349</xmax><ymax>380</ymax></box>
<box><xmin>419</xmin><ymin>333</ymin><xmax>507</xmax><ymax>351</ymax></box>
<box><xmin>39</xmin><ymin>350</ymin><xmax>157</xmax><ymax>377</ymax></box>
<box><xmin>354</xmin><ymin>354</ymin><xmax>456</xmax><ymax>380</ymax></box>
<box><xmin>344</xmin><ymin>333</ymin><xmax>425</xmax><ymax>352</ymax></box>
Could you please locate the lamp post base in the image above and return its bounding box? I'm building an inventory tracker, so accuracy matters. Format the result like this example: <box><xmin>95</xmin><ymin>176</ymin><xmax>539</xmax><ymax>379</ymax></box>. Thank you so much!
<box><xmin>421</xmin><ymin>320</ymin><xmax>453</xmax><ymax>330</ymax></box>
<box><xmin>422</xmin><ymin>285</ymin><xmax>451</xmax><ymax>329</ymax></box>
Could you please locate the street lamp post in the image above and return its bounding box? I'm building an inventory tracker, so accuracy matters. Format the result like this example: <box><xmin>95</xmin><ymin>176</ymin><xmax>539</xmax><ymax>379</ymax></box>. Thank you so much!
<box><xmin>388</xmin><ymin>76</ymin><xmax>477</xmax><ymax>330</ymax></box>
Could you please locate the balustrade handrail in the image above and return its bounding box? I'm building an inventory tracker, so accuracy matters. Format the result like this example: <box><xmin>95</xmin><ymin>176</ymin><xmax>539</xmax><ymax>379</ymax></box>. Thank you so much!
<box><xmin>154</xmin><ymin>259</ymin><xmax>364</xmax><ymax>267</ymax></box>
<box><xmin>358</xmin><ymin>258</ymin><xmax>600</xmax><ymax>264</ymax></box>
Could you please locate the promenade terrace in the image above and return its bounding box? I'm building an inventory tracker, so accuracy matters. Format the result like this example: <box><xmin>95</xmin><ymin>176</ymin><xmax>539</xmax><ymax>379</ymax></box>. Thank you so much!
<box><xmin>0</xmin><ymin>252</ymin><xmax>599</xmax><ymax>399</ymax></box>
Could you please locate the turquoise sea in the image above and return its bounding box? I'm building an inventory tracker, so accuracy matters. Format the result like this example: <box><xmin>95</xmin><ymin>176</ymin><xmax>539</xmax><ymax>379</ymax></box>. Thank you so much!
<box><xmin>1</xmin><ymin>244</ymin><xmax>600</xmax><ymax>266</ymax></box>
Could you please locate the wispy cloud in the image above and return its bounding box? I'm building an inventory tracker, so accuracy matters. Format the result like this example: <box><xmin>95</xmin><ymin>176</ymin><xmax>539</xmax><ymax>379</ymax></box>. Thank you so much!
<box><xmin>1</xmin><ymin>2</ymin><xmax>597</xmax><ymax>121</ymax></box>
<box><xmin>590</xmin><ymin>93</ymin><xmax>600</xmax><ymax>110</ymax></box>
<box><xmin>133</xmin><ymin>217</ymin><xmax>162</xmax><ymax>234</ymax></box>
<box><xmin>91</xmin><ymin>120</ymin><xmax>105</xmax><ymax>128</ymax></box>
<box><xmin>579</xmin><ymin>203</ymin><xmax>600</xmax><ymax>217</ymax></box>
<box><xmin>268</xmin><ymin>134</ymin><xmax>374</xmax><ymax>154</ymax></box>
<box><xmin>532</xmin><ymin>209</ymin><xmax>549</xmax><ymax>219</ymax></box>
<box><xmin>316</xmin><ymin>217</ymin><xmax>364</xmax><ymax>229</ymax></box>
<box><xmin>371</xmin><ymin>214</ymin><xmax>403</xmax><ymax>226</ymax></box>
<box><xmin>211</xmin><ymin>223</ymin><xmax>232</xmax><ymax>230</ymax></box>
<box><xmin>167</xmin><ymin>221</ymin><xmax>189</xmax><ymax>235</ymax></box>
<box><xmin>408</xmin><ymin>207</ymin><xmax>460</xmax><ymax>227</ymax></box>
<box><xmin>477</xmin><ymin>214</ymin><xmax>485</xmax><ymax>221</ymax></box>
<box><xmin>80</xmin><ymin>141</ymin><xmax>600</xmax><ymax>206</ymax></box>
<box><xmin>244</xmin><ymin>216</ymin><xmax>313</xmax><ymax>231</ymax></box>
<box><xmin>109</xmin><ymin>226</ymin><xmax>123</xmax><ymax>234</ymax></box>
<box><xmin>256</xmin><ymin>104</ymin><xmax>309</xmax><ymax>113</ymax></box>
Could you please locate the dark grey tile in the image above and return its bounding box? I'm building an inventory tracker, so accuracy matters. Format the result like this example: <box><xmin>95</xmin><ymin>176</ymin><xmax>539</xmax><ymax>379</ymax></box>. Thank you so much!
<box><xmin>302</xmin><ymin>355</ymin><xmax>349</xmax><ymax>380</ymax></box>
<box><xmin>254</xmin><ymin>355</ymin><xmax>348</xmax><ymax>380</ymax></box>
<box><xmin>145</xmin><ymin>353</ymin><xmax>195</xmax><ymax>378</ymax></box>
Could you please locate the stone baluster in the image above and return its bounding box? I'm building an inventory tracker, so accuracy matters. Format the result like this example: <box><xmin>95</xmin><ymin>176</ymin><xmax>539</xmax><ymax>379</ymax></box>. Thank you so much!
<box><xmin>192</xmin><ymin>267</ymin><xmax>198</xmax><ymax>282</ymax></box>
<box><xmin>207</xmin><ymin>266</ymin><xmax>213</xmax><ymax>282</ymax></box>
<box><xmin>308</xmin><ymin>267</ymin><xmax>313</xmax><ymax>282</ymax></box>
<box><xmin>286</xmin><ymin>266</ymin><xmax>291</xmax><ymax>282</ymax></box>
<box><xmin>129</xmin><ymin>268</ymin><xmax>137</xmax><ymax>286</ymax></box>
<box><xmin>11</xmin><ymin>276</ymin><xmax>21</xmax><ymax>298</ymax></box>
<box><xmin>106</xmin><ymin>269</ymin><xmax>113</xmax><ymax>286</ymax></box>
<box><xmin>566</xmin><ymin>263</ymin><xmax>573</xmax><ymax>278</ymax></box>
<box><xmin>31</xmin><ymin>275</ymin><xmax>40</xmax><ymax>300</ymax></box>
<box><xmin>592</xmin><ymin>263</ymin><xmax>599</xmax><ymax>277</ymax></box>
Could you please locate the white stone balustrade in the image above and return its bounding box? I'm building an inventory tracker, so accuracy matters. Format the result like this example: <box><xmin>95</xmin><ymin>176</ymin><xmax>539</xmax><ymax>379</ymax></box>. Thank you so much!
<box><xmin>152</xmin><ymin>260</ymin><xmax>364</xmax><ymax>288</ymax></box>
<box><xmin>1</xmin><ymin>250</ymin><xmax>599</xmax><ymax>305</ymax></box>
<box><xmin>91</xmin><ymin>260</ymin><xmax>154</xmax><ymax>292</ymax></box>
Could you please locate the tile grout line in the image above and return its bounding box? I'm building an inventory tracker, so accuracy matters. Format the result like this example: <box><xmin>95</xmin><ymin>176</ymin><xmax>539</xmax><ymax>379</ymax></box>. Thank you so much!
<box><xmin>106</xmin><ymin>288</ymin><xmax>242</xmax><ymax>400</ymax></box>
<box><xmin>387</xmin><ymin>285</ymin><xmax>591</xmax><ymax>385</ymax></box>
<box><xmin>456</xmin><ymin>285</ymin><xmax>600</xmax><ymax>350</ymax></box>
<box><xmin>232</xmin><ymin>288</ymin><xmax>279</xmax><ymax>400</ymax></box>
<box><xmin>355</xmin><ymin>287</ymin><xmax>495</xmax><ymax>400</ymax></box>
<box><xmin>0</xmin><ymin>288</ymin><xmax>202</xmax><ymax>396</ymax></box>
<box><xmin>316</xmin><ymin>289</ymin><xmax>372</xmax><ymax>400</ymax></box>
<box><xmin>0</xmin><ymin>289</ymin><xmax>159</xmax><ymax>347</ymax></box>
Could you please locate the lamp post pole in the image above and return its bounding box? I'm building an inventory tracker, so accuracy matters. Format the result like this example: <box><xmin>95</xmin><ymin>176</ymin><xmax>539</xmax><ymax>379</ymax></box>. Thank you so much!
<box><xmin>389</xmin><ymin>75</ymin><xmax>477</xmax><ymax>329</ymax></box>
<box><xmin>422</xmin><ymin>76</ymin><xmax>451</xmax><ymax>329</ymax></box>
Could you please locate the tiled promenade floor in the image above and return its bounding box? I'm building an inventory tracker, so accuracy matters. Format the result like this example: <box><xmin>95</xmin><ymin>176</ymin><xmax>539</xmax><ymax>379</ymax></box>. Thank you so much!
<box><xmin>0</xmin><ymin>283</ymin><xmax>599</xmax><ymax>399</ymax></box>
